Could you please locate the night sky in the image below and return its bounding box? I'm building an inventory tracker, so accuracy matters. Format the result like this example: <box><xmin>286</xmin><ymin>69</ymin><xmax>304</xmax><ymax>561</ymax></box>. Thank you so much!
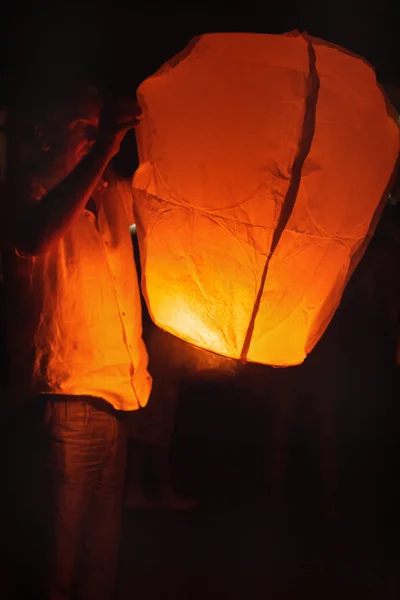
<box><xmin>1</xmin><ymin>5</ymin><xmax>400</xmax><ymax>575</ymax></box>
<box><xmin>1</xmin><ymin>1</ymin><xmax>396</xmax><ymax>178</ymax></box>
<box><xmin>1</xmin><ymin>2</ymin><xmax>398</xmax><ymax>95</ymax></box>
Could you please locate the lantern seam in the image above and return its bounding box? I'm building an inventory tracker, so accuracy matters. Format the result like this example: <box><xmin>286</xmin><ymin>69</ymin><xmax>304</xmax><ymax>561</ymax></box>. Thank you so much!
<box><xmin>240</xmin><ymin>40</ymin><xmax>320</xmax><ymax>362</ymax></box>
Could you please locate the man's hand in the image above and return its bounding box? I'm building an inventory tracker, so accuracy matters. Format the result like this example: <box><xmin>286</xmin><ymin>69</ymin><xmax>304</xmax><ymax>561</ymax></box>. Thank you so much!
<box><xmin>97</xmin><ymin>98</ymin><xmax>142</xmax><ymax>157</ymax></box>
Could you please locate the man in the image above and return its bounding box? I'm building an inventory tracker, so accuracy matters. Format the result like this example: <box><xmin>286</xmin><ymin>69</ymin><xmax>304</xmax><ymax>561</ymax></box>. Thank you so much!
<box><xmin>0</xmin><ymin>78</ymin><xmax>152</xmax><ymax>599</ymax></box>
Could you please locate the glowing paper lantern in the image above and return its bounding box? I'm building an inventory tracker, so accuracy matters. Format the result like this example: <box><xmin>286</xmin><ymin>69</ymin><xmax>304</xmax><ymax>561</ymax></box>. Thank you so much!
<box><xmin>133</xmin><ymin>32</ymin><xmax>399</xmax><ymax>366</ymax></box>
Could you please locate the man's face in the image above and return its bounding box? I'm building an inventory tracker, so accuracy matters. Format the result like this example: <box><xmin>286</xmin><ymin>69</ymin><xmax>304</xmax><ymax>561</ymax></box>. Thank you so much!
<box><xmin>42</xmin><ymin>85</ymin><xmax>103</xmax><ymax>179</ymax></box>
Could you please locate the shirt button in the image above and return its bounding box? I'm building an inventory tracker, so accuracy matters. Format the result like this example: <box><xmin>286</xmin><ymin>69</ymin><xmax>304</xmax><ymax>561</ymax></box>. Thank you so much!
<box><xmin>122</xmin><ymin>312</ymin><xmax>126</xmax><ymax>317</ymax></box>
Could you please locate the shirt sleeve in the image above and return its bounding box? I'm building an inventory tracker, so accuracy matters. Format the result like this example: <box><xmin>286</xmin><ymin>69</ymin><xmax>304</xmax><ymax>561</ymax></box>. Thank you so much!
<box><xmin>111</xmin><ymin>170</ymin><xmax>136</xmax><ymax>226</ymax></box>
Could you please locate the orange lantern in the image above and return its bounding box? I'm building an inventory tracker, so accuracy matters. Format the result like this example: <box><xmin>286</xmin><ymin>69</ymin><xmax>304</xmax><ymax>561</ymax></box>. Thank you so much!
<box><xmin>132</xmin><ymin>32</ymin><xmax>399</xmax><ymax>366</ymax></box>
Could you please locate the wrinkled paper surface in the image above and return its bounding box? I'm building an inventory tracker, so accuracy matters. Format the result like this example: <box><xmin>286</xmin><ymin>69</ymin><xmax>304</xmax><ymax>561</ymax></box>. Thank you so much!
<box><xmin>133</xmin><ymin>32</ymin><xmax>399</xmax><ymax>366</ymax></box>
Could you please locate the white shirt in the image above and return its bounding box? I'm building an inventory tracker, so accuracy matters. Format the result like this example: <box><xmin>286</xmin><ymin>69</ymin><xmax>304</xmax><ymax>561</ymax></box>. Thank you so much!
<box><xmin>1</xmin><ymin>169</ymin><xmax>152</xmax><ymax>411</ymax></box>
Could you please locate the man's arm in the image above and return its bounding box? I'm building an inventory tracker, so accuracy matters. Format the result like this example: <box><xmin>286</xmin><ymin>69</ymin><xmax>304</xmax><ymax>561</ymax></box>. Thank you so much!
<box><xmin>7</xmin><ymin>141</ymin><xmax>118</xmax><ymax>255</ymax></box>
<box><xmin>2</xmin><ymin>101</ymin><xmax>141</xmax><ymax>256</ymax></box>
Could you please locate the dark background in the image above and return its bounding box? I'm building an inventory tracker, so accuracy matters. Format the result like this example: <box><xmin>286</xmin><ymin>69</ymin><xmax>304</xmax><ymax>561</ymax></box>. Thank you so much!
<box><xmin>1</xmin><ymin>0</ymin><xmax>399</xmax><ymax>488</ymax></box>
<box><xmin>1</xmin><ymin>1</ymin><xmax>398</xmax><ymax>175</ymax></box>
<box><xmin>1</xmin><ymin>0</ymin><xmax>399</xmax><ymax>508</ymax></box>
<box><xmin>1</xmin><ymin>1</ymin><xmax>398</xmax><ymax>99</ymax></box>
<box><xmin>1</xmin><ymin>5</ymin><xmax>400</xmax><ymax>598</ymax></box>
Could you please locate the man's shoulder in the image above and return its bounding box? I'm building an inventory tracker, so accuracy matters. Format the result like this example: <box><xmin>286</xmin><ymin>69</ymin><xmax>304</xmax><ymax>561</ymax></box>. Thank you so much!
<box><xmin>104</xmin><ymin>167</ymin><xmax>132</xmax><ymax>189</ymax></box>
<box><xmin>95</xmin><ymin>168</ymin><xmax>134</xmax><ymax>225</ymax></box>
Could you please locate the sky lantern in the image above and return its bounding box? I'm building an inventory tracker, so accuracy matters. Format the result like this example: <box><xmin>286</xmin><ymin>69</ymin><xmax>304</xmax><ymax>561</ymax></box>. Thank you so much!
<box><xmin>132</xmin><ymin>32</ymin><xmax>399</xmax><ymax>367</ymax></box>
